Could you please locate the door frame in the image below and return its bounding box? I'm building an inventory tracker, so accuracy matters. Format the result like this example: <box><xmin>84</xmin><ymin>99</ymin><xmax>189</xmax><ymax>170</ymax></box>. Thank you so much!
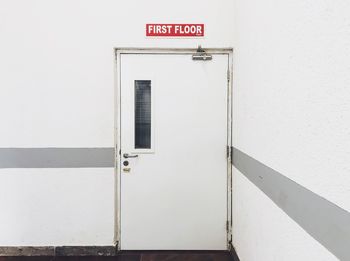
<box><xmin>114</xmin><ymin>48</ymin><xmax>233</xmax><ymax>250</ymax></box>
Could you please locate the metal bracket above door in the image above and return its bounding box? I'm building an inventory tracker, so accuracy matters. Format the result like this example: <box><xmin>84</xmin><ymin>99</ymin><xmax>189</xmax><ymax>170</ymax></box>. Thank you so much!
<box><xmin>192</xmin><ymin>45</ymin><xmax>212</xmax><ymax>61</ymax></box>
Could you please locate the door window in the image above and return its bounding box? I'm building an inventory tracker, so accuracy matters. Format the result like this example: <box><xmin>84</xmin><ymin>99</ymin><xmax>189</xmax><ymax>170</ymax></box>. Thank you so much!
<box><xmin>135</xmin><ymin>80</ymin><xmax>151</xmax><ymax>149</ymax></box>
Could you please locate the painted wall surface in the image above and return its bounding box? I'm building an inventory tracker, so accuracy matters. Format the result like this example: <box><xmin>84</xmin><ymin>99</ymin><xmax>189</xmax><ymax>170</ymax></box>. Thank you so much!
<box><xmin>232</xmin><ymin>0</ymin><xmax>350</xmax><ymax>260</ymax></box>
<box><xmin>0</xmin><ymin>0</ymin><xmax>234</xmax><ymax>245</ymax></box>
<box><xmin>1</xmin><ymin>0</ymin><xmax>348</xmax><ymax>257</ymax></box>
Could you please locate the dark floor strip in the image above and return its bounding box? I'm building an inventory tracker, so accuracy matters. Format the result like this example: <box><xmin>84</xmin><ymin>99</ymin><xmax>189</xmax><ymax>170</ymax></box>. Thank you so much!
<box><xmin>0</xmin><ymin>251</ymin><xmax>235</xmax><ymax>261</ymax></box>
<box><xmin>0</xmin><ymin>248</ymin><xmax>238</xmax><ymax>261</ymax></box>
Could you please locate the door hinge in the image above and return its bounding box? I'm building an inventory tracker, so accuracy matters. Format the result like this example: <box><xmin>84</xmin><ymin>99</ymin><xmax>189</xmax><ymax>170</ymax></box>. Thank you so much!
<box><xmin>226</xmin><ymin>146</ymin><xmax>232</xmax><ymax>158</ymax></box>
<box><xmin>227</xmin><ymin>69</ymin><xmax>230</xmax><ymax>82</ymax></box>
<box><xmin>227</xmin><ymin>146</ymin><xmax>233</xmax><ymax>162</ymax></box>
<box><xmin>226</xmin><ymin>220</ymin><xmax>230</xmax><ymax>232</ymax></box>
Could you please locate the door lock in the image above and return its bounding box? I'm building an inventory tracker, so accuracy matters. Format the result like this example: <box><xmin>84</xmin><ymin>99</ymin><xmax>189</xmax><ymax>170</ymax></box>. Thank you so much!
<box><xmin>123</xmin><ymin>153</ymin><xmax>138</xmax><ymax>159</ymax></box>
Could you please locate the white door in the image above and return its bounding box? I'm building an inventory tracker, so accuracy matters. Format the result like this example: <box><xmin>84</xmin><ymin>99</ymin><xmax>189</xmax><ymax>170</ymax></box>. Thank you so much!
<box><xmin>120</xmin><ymin>52</ymin><xmax>229</xmax><ymax>250</ymax></box>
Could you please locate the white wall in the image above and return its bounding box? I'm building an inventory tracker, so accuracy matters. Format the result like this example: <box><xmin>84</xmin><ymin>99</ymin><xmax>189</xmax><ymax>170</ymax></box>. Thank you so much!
<box><xmin>233</xmin><ymin>0</ymin><xmax>350</xmax><ymax>260</ymax></box>
<box><xmin>0</xmin><ymin>0</ymin><xmax>234</xmax><ymax>246</ymax></box>
<box><xmin>2</xmin><ymin>0</ymin><xmax>347</xmax><ymax>256</ymax></box>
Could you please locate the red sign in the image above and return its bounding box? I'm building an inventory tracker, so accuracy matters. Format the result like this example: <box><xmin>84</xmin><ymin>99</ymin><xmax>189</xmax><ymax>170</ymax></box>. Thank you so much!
<box><xmin>146</xmin><ymin>24</ymin><xmax>204</xmax><ymax>37</ymax></box>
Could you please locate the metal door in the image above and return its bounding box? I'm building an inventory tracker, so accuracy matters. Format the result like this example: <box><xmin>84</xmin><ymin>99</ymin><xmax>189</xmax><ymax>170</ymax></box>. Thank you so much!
<box><xmin>118</xmin><ymin>50</ymin><xmax>231</xmax><ymax>250</ymax></box>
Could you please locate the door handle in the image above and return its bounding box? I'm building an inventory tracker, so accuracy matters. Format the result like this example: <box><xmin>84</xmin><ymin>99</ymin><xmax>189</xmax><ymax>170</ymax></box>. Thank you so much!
<box><xmin>123</xmin><ymin>153</ymin><xmax>138</xmax><ymax>159</ymax></box>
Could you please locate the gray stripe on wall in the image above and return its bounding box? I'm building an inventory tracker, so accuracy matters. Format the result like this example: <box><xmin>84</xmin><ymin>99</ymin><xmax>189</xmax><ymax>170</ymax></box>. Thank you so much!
<box><xmin>232</xmin><ymin>147</ymin><xmax>350</xmax><ymax>261</ymax></box>
<box><xmin>0</xmin><ymin>148</ymin><xmax>115</xmax><ymax>168</ymax></box>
